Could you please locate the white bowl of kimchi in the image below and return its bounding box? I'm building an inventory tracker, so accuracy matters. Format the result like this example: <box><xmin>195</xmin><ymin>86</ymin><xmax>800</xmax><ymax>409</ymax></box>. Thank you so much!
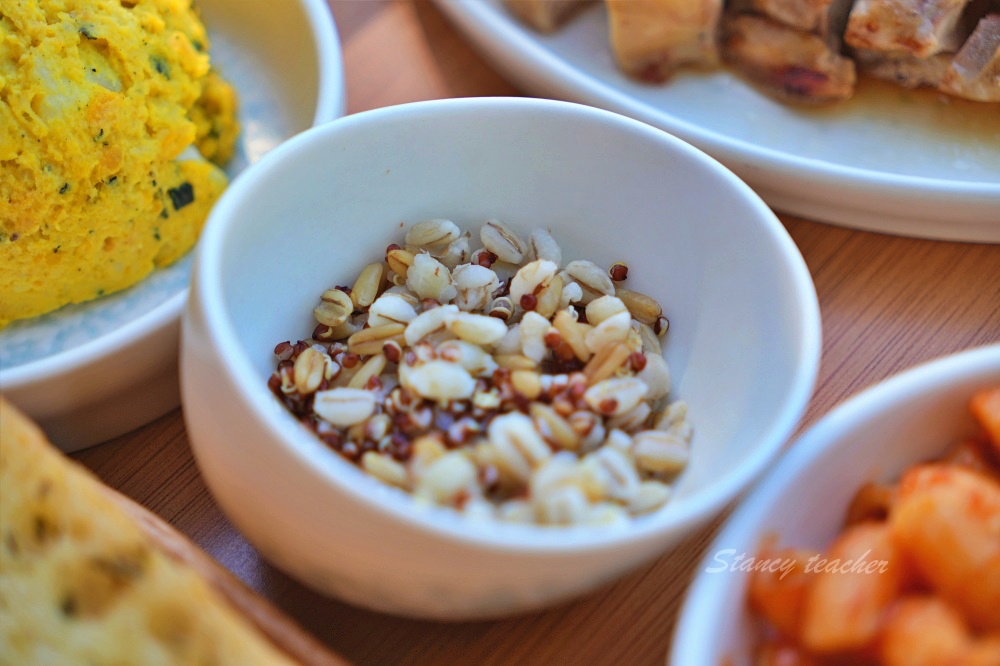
<box><xmin>672</xmin><ymin>344</ymin><xmax>1000</xmax><ymax>665</ymax></box>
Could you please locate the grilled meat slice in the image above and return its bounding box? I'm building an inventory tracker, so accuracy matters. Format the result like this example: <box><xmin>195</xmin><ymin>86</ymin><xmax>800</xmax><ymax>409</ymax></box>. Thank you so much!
<box><xmin>731</xmin><ymin>0</ymin><xmax>853</xmax><ymax>35</ymax></box>
<box><xmin>940</xmin><ymin>13</ymin><xmax>1000</xmax><ymax>100</ymax></box>
<box><xmin>504</xmin><ymin>0</ymin><xmax>593</xmax><ymax>33</ymax></box>
<box><xmin>605</xmin><ymin>0</ymin><xmax>723</xmax><ymax>82</ymax></box>
<box><xmin>853</xmin><ymin>48</ymin><xmax>954</xmax><ymax>86</ymax></box>
<box><xmin>723</xmin><ymin>14</ymin><xmax>857</xmax><ymax>103</ymax></box>
<box><xmin>732</xmin><ymin>0</ymin><xmax>830</xmax><ymax>31</ymax></box>
<box><xmin>845</xmin><ymin>0</ymin><xmax>974</xmax><ymax>57</ymax></box>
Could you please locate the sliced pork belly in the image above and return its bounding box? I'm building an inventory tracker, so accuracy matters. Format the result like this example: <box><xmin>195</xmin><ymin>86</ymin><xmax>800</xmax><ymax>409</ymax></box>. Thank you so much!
<box><xmin>731</xmin><ymin>0</ymin><xmax>830</xmax><ymax>31</ymax></box>
<box><xmin>731</xmin><ymin>0</ymin><xmax>855</xmax><ymax>36</ymax></box>
<box><xmin>940</xmin><ymin>13</ymin><xmax>1000</xmax><ymax>100</ymax></box>
<box><xmin>503</xmin><ymin>0</ymin><xmax>592</xmax><ymax>33</ymax></box>
<box><xmin>853</xmin><ymin>48</ymin><xmax>954</xmax><ymax>86</ymax></box>
<box><xmin>723</xmin><ymin>14</ymin><xmax>857</xmax><ymax>103</ymax></box>
<box><xmin>845</xmin><ymin>0</ymin><xmax>973</xmax><ymax>58</ymax></box>
<box><xmin>605</xmin><ymin>0</ymin><xmax>724</xmax><ymax>82</ymax></box>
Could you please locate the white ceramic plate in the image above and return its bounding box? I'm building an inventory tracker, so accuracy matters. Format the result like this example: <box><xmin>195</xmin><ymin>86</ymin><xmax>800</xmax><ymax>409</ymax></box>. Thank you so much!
<box><xmin>433</xmin><ymin>0</ymin><xmax>1000</xmax><ymax>243</ymax></box>
<box><xmin>0</xmin><ymin>0</ymin><xmax>345</xmax><ymax>452</ymax></box>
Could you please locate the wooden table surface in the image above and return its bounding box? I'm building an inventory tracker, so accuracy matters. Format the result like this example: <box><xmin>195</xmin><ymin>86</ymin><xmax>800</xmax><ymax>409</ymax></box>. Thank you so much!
<box><xmin>73</xmin><ymin>2</ymin><xmax>1000</xmax><ymax>664</ymax></box>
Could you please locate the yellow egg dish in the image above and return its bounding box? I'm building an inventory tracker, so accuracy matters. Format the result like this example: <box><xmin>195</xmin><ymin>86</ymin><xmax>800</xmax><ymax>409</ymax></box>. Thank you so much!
<box><xmin>0</xmin><ymin>0</ymin><xmax>239</xmax><ymax>328</ymax></box>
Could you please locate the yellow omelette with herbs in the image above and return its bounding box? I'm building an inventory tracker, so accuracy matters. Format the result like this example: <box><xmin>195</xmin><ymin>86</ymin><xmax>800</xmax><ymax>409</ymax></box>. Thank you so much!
<box><xmin>0</xmin><ymin>0</ymin><xmax>239</xmax><ymax>328</ymax></box>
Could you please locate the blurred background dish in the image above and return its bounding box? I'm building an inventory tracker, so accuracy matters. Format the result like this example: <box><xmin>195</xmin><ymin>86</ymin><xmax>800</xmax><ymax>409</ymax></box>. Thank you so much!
<box><xmin>433</xmin><ymin>0</ymin><xmax>1000</xmax><ymax>243</ymax></box>
<box><xmin>0</xmin><ymin>0</ymin><xmax>345</xmax><ymax>452</ymax></box>
<box><xmin>670</xmin><ymin>344</ymin><xmax>1000</xmax><ymax>665</ymax></box>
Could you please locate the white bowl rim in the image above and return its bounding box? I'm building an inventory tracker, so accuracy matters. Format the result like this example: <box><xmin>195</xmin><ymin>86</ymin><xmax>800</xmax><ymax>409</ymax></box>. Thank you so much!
<box><xmin>191</xmin><ymin>95</ymin><xmax>822</xmax><ymax>552</ymax></box>
<box><xmin>0</xmin><ymin>0</ymin><xmax>344</xmax><ymax>390</ymax></box>
<box><xmin>670</xmin><ymin>343</ymin><xmax>1000</xmax><ymax>665</ymax></box>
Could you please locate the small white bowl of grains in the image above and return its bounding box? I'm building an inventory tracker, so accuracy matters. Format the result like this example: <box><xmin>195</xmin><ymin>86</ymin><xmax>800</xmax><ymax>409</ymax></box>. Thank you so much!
<box><xmin>181</xmin><ymin>97</ymin><xmax>821</xmax><ymax>620</ymax></box>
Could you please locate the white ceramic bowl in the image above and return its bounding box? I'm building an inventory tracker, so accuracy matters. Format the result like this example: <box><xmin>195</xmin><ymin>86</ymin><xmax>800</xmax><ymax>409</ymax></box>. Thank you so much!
<box><xmin>0</xmin><ymin>0</ymin><xmax>344</xmax><ymax>452</ymax></box>
<box><xmin>181</xmin><ymin>97</ymin><xmax>821</xmax><ymax>620</ymax></box>
<box><xmin>671</xmin><ymin>344</ymin><xmax>1000</xmax><ymax>665</ymax></box>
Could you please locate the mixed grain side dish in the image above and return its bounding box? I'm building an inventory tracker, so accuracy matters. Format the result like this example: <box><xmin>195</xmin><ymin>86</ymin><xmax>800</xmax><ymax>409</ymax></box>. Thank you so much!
<box><xmin>748</xmin><ymin>388</ymin><xmax>1000</xmax><ymax>665</ymax></box>
<box><xmin>269</xmin><ymin>219</ymin><xmax>691</xmax><ymax>526</ymax></box>
<box><xmin>504</xmin><ymin>0</ymin><xmax>1000</xmax><ymax>105</ymax></box>
<box><xmin>0</xmin><ymin>0</ymin><xmax>239</xmax><ymax>327</ymax></box>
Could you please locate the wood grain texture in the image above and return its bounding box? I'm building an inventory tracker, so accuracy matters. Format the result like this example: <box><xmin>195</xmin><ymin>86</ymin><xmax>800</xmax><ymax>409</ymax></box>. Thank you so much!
<box><xmin>342</xmin><ymin>0</ymin><xmax>518</xmax><ymax>114</ymax></box>
<box><xmin>72</xmin><ymin>1</ymin><xmax>1000</xmax><ymax>664</ymax></box>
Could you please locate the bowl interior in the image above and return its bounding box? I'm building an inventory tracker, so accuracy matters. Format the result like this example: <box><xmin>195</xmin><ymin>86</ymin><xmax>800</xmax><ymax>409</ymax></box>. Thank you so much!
<box><xmin>672</xmin><ymin>345</ymin><xmax>1000</xmax><ymax>665</ymax></box>
<box><xmin>197</xmin><ymin>98</ymin><xmax>819</xmax><ymax>544</ymax></box>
